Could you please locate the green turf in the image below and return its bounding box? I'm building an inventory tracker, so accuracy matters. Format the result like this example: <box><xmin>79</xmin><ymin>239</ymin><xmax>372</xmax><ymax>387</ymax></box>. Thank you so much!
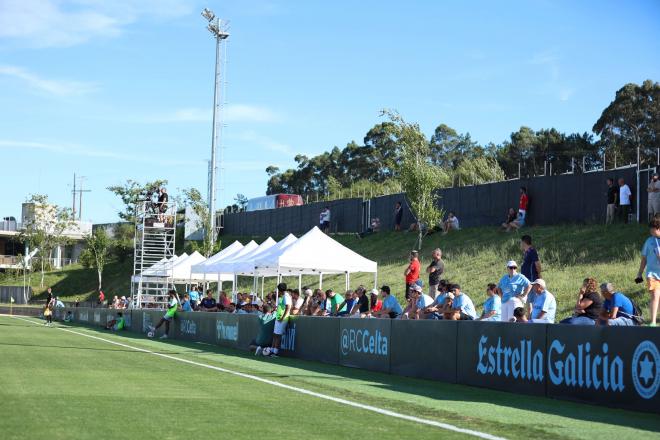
<box><xmin>1</xmin><ymin>315</ymin><xmax>658</xmax><ymax>440</ymax></box>
<box><xmin>1</xmin><ymin>223</ymin><xmax>652</xmax><ymax>320</ymax></box>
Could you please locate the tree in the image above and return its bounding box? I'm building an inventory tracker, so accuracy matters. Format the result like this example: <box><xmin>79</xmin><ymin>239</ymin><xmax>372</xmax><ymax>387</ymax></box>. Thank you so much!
<box><xmin>234</xmin><ymin>194</ymin><xmax>249</xmax><ymax>211</ymax></box>
<box><xmin>593</xmin><ymin>80</ymin><xmax>660</xmax><ymax>167</ymax></box>
<box><xmin>182</xmin><ymin>188</ymin><xmax>214</xmax><ymax>257</ymax></box>
<box><xmin>107</xmin><ymin>179</ymin><xmax>168</xmax><ymax>222</ymax></box>
<box><xmin>452</xmin><ymin>156</ymin><xmax>506</xmax><ymax>186</ymax></box>
<box><xmin>80</xmin><ymin>228</ymin><xmax>110</xmax><ymax>291</ymax></box>
<box><xmin>384</xmin><ymin>110</ymin><xmax>449</xmax><ymax>250</ymax></box>
<box><xmin>19</xmin><ymin>194</ymin><xmax>76</xmax><ymax>287</ymax></box>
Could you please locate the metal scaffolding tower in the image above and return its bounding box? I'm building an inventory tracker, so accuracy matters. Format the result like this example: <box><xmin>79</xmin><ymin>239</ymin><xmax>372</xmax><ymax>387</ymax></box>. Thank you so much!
<box><xmin>131</xmin><ymin>200</ymin><xmax>177</xmax><ymax>308</ymax></box>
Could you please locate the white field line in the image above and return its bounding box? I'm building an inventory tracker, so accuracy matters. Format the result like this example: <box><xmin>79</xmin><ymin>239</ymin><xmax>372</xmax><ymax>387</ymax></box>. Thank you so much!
<box><xmin>5</xmin><ymin>315</ymin><xmax>505</xmax><ymax>440</ymax></box>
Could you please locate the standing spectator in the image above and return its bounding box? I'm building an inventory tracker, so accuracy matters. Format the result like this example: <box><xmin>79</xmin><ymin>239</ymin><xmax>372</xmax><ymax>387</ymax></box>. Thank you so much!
<box><xmin>519</xmin><ymin>186</ymin><xmax>529</xmax><ymax>225</ymax></box>
<box><xmin>270</xmin><ymin>283</ymin><xmax>292</xmax><ymax>357</ymax></box>
<box><xmin>45</xmin><ymin>287</ymin><xmax>53</xmax><ymax>306</ymax></box>
<box><xmin>528</xmin><ymin>279</ymin><xmax>556</xmax><ymax>323</ymax></box>
<box><xmin>373</xmin><ymin>286</ymin><xmax>402</xmax><ymax>319</ymax></box>
<box><xmin>478</xmin><ymin>283</ymin><xmax>501</xmax><ymax>321</ymax></box>
<box><xmin>74</xmin><ymin>297</ymin><xmax>80</xmax><ymax>308</ymax></box>
<box><xmin>448</xmin><ymin>284</ymin><xmax>477</xmax><ymax>320</ymax></box>
<box><xmin>319</xmin><ymin>206</ymin><xmax>331</xmax><ymax>234</ymax></box>
<box><xmin>520</xmin><ymin>235</ymin><xmax>542</xmax><ymax>285</ymax></box>
<box><xmin>502</xmin><ymin>208</ymin><xmax>517</xmax><ymax>232</ymax></box>
<box><xmin>442</xmin><ymin>212</ymin><xmax>460</xmax><ymax>234</ymax></box>
<box><xmin>497</xmin><ymin>260</ymin><xmax>532</xmax><ymax>322</ymax></box>
<box><xmin>188</xmin><ymin>286</ymin><xmax>200</xmax><ymax>310</ymax></box>
<box><xmin>404</xmin><ymin>250</ymin><xmax>420</xmax><ymax>300</ymax></box>
<box><xmin>599</xmin><ymin>283</ymin><xmax>637</xmax><ymax>326</ymax></box>
<box><xmin>394</xmin><ymin>201</ymin><xmax>403</xmax><ymax>231</ymax></box>
<box><xmin>560</xmin><ymin>278</ymin><xmax>603</xmax><ymax>325</ymax></box>
<box><xmin>606</xmin><ymin>178</ymin><xmax>619</xmax><ymax>225</ymax></box>
<box><xmin>200</xmin><ymin>290</ymin><xmax>217</xmax><ymax>311</ymax></box>
<box><xmin>157</xmin><ymin>187</ymin><xmax>169</xmax><ymax>223</ymax></box>
<box><xmin>618</xmin><ymin>177</ymin><xmax>632</xmax><ymax>224</ymax></box>
<box><xmin>636</xmin><ymin>217</ymin><xmax>660</xmax><ymax>326</ymax></box>
<box><xmin>369</xmin><ymin>289</ymin><xmax>383</xmax><ymax>313</ymax></box>
<box><xmin>648</xmin><ymin>173</ymin><xmax>660</xmax><ymax>220</ymax></box>
<box><xmin>98</xmin><ymin>290</ymin><xmax>105</xmax><ymax>306</ymax></box>
<box><xmin>290</xmin><ymin>289</ymin><xmax>305</xmax><ymax>315</ymax></box>
<box><xmin>426</xmin><ymin>248</ymin><xmax>444</xmax><ymax>298</ymax></box>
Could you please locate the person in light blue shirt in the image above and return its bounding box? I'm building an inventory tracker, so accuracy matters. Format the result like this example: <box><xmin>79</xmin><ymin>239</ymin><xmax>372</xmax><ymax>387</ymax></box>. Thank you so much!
<box><xmin>373</xmin><ymin>285</ymin><xmax>402</xmax><ymax>319</ymax></box>
<box><xmin>497</xmin><ymin>261</ymin><xmax>532</xmax><ymax>322</ymax></box>
<box><xmin>188</xmin><ymin>286</ymin><xmax>200</xmax><ymax>310</ymax></box>
<box><xmin>478</xmin><ymin>283</ymin><xmax>501</xmax><ymax>321</ymax></box>
<box><xmin>181</xmin><ymin>293</ymin><xmax>193</xmax><ymax>312</ymax></box>
<box><xmin>637</xmin><ymin>218</ymin><xmax>660</xmax><ymax>326</ymax></box>
<box><xmin>529</xmin><ymin>279</ymin><xmax>556</xmax><ymax>323</ymax></box>
<box><xmin>449</xmin><ymin>284</ymin><xmax>477</xmax><ymax>320</ymax></box>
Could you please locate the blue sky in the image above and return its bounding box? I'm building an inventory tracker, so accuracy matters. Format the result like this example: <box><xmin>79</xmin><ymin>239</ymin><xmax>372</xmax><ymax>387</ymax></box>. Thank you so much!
<box><xmin>1</xmin><ymin>0</ymin><xmax>659</xmax><ymax>223</ymax></box>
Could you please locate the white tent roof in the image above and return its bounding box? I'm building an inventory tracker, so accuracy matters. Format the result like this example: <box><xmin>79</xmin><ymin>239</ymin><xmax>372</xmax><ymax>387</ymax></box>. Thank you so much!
<box><xmin>131</xmin><ymin>254</ymin><xmax>183</xmax><ymax>282</ymax></box>
<box><xmin>232</xmin><ymin>234</ymin><xmax>297</xmax><ymax>275</ymax></box>
<box><xmin>199</xmin><ymin>240</ymin><xmax>259</xmax><ymax>273</ymax></box>
<box><xmin>171</xmin><ymin>251</ymin><xmax>234</xmax><ymax>282</ymax></box>
<box><xmin>254</xmin><ymin>227</ymin><xmax>377</xmax><ymax>275</ymax></box>
<box><xmin>190</xmin><ymin>241</ymin><xmax>243</xmax><ymax>274</ymax></box>
<box><xmin>212</xmin><ymin>237</ymin><xmax>277</xmax><ymax>274</ymax></box>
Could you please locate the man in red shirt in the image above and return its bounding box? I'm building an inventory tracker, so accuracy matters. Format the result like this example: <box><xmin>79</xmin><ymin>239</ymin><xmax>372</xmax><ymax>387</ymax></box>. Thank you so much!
<box><xmin>404</xmin><ymin>250</ymin><xmax>420</xmax><ymax>299</ymax></box>
<box><xmin>510</xmin><ymin>186</ymin><xmax>529</xmax><ymax>231</ymax></box>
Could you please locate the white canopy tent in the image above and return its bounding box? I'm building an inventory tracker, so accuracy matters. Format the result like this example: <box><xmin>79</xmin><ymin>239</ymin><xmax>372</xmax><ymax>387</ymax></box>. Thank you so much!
<box><xmin>130</xmin><ymin>254</ymin><xmax>184</xmax><ymax>283</ymax></box>
<box><xmin>189</xmin><ymin>241</ymin><xmax>244</xmax><ymax>284</ymax></box>
<box><xmin>254</xmin><ymin>227</ymin><xmax>377</xmax><ymax>291</ymax></box>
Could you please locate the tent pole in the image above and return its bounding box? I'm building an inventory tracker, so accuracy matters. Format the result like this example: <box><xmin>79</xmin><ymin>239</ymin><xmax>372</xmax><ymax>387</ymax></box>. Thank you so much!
<box><xmin>319</xmin><ymin>273</ymin><xmax>323</xmax><ymax>289</ymax></box>
<box><xmin>261</xmin><ymin>276</ymin><xmax>264</xmax><ymax>299</ymax></box>
<box><xmin>373</xmin><ymin>272</ymin><xmax>377</xmax><ymax>289</ymax></box>
<box><xmin>298</xmin><ymin>274</ymin><xmax>302</xmax><ymax>291</ymax></box>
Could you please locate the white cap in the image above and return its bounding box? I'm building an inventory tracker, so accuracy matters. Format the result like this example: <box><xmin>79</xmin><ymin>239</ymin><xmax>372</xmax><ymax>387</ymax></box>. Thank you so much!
<box><xmin>532</xmin><ymin>279</ymin><xmax>546</xmax><ymax>289</ymax></box>
<box><xmin>304</xmin><ymin>289</ymin><xmax>313</xmax><ymax>296</ymax></box>
<box><xmin>506</xmin><ymin>260</ymin><xmax>518</xmax><ymax>268</ymax></box>
<box><xmin>371</xmin><ymin>288</ymin><xmax>379</xmax><ymax>295</ymax></box>
<box><xmin>413</xmin><ymin>284</ymin><xmax>423</xmax><ymax>292</ymax></box>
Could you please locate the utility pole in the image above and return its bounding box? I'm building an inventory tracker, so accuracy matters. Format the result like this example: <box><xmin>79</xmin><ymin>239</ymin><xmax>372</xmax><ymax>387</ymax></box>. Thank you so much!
<box><xmin>72</xmin><ymin>175</ymin><xmax>91</xmax><ymax>221</ymax></box>
<box><xmin>201</xmin><ymin>8</ymin><xmax>229</xmax><ymax>250</ymax></box>
<box><xmin>72</xmin><ymin>172</ymin><xmax>77</xmax><ymax>218</ymax></box>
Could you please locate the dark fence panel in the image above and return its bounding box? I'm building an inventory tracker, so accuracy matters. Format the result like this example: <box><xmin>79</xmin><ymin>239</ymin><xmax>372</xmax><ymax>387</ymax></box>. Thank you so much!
<box><xmin>456</xmin><ymin>321</ymin><xmax>547</xmax><ymax>396</ymax></box>
<box><xmin>282</xmin><ymin>316</ymin><xmax>340</xmax><ymax>364</ymax></box>
<box><xmin>0</xmin><ymin>287</ymin><xmax>32</xmax><ymax>304</ymax></box>
<box><xmin>546</xmin><ymin>325</ymin><xmax>660</xmax><ymax>412</ymax></box>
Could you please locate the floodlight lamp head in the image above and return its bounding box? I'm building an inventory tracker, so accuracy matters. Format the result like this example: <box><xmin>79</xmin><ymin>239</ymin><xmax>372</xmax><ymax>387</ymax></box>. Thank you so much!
<box><xmin>207</xmin><ymin>23</ymin><xmax>220</xmax><ymax>35</ymax></box>
<box><xmin>201</xmin><ymin>8</ymin><xmax>215</xmax><ymax>22</ymax></box>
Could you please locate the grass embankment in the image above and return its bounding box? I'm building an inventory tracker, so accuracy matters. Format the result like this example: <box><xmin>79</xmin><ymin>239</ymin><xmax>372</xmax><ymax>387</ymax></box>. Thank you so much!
<box><xmin>1</xmin><ymin>224</ymin><xmax>650</xmax><ymax>320</ymax></box>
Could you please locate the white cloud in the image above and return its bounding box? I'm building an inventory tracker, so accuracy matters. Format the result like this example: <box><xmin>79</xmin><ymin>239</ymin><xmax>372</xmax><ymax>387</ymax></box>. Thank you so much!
<box><xmin>559</xmin><ymin>88</ymin><xmax>575</xmax><ymax>102</ymax></box>
<box><xmin>0</xmin><ymin>0</ymin><xmax>192</xmax><ymax>48</ymax></box>
<box><xmin>0</xmin><ymin>139</ymin><xmax>203</xmax><ymax>166</ymax></box>
<box><xmin>139</xmin><ymin>104</ymin><xmax>281</xmax><ymax>124</ymax></box>
<box><xmin>0</xmin><ymin>65</ymin><xmax>96</xmax><ymax>96</ymax></box>
<box><xmin>235</xmin><ymin>131</ymin><xmax>293</xmax><ymax>155</ymax></box>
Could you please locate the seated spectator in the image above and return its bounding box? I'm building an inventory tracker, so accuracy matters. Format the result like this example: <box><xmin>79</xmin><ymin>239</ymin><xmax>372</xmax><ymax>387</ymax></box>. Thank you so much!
<box><xmin>105</xmin><ymin>312</ymin><xmax>125</xmax><ymax>331</ymax></box>
<box><xmin>111</xmin><ymin>295</ymin><xmax>120</xmax><ymax>309</ymax></box>
<box><xmin>528</xmin><ymin>279</ymin><xmax>556</xmax><ymax>323</ymax></box>
<box><xmin>423</xmin><ymin>282</ymin><xmax>452</xmax><ymax>319</ymax></box>
<box><xmin>218</xmin><ymin>291</ymin><xmax>231</xmax><ymax>308</ymax></box>
<box><xmin>599</xmin><ymin>283</ymin><xmax>638</xmax><ymax>326</ymax></box>
<box><xmin>298</xmin><ymin>288</ymin><xmax>313</xmax><ymax>315</ymax></box>
<box><xmin>447</xmin><ymin>284</ymin><xmax>477</xmax><ymax>320</ymax></box>
<box><xmin>372</xmin><ymin>286</ymin><xmax>402</xmax><ymax>319</ymax></box>
<box><xmin>55</xmin><ymin>297</ymin><xmax>65</xmax><ymax>308</ymax></box>
<box><xmin>64</xmin><ymin>311</ymin><xmax>73</xmax><ymax>322</ymax></box>
<box><xmin>291</xmin><ymin>289</ymin><xmax>305</xmax><ymax>315</ymax></box>
<box><xmin>181</xmin><ymin>293</ymin><xmax>193</xmax><ymax>312</ymax></box>
<box><xmin>120</xmin><ymin>296</ymin><xmax>129</xmax><ymax>309</ymax></box>
<box><xmin>441</xmin><ymin>293</ymin><xmax>456</xmax><ymax>320</ymax></box>
<box><xmin>251</xmin><ymin>304</ymin><xmax>276</xmax><ymax>355</ymax></box>
<box><xmin>236</xmin><ymin>302</ymin><xmax>249</xmax><ymax>314</ymax></box>
<box><xmin>353</xmin><ymin>287</ymin><xmax>370</xmax><ymax>317</ymax></box>
<box><xmin>369</xmin><ymin>289</ymin><xmax>383</xmax><ymax>314</ymax></box>
<box><xmin>405</xmin><ymin>284</ymin><xmax>434</xmax><ymax>319</ymax></box>
<box><xmin>512</xmin><ymin>307</ymin><xmax>528</xmax><ymax>323</ymax></box>
<box><xmin>478</xmin><ymin>283</ymin><xmax>501</xmax><ymax>321</ymax></box>
<box><xmin>560</xmin><ymin>278</ymin><xmax>602</xmax><ymax>325</ymax></box>
<box><xmin>327</xmin><ymin>289</ymin><xmax>346</xmax><ymax>315</ymax></box>
<box><xmin>501</xmin><ymin>208</ymin><xmax>517</xmax><ymax>232</ymax></box>
<box><xmin>336</xmin><ymin>290</ymin><xmax>357</xmax><ymax>317</ymax></box>
<box><xmin>442</xmin><ymin>212</ymin><xmax>460</xmax><ymax>235</ymax></box>
<box><xmin>225</xmin><ymin>303</ymin><xmax>236</xmax><ymax>313</ymax></box>
<box><xmin>200</xmin><ymin>290</ymin><xmax>217</xmax><ymax>311</ymax></box>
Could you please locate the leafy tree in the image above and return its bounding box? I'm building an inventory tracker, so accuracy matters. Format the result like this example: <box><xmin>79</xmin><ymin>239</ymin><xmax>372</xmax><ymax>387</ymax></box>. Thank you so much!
<box><xmin>384</xmin><ymin>110</ymin><xmax>449</xmax><ymax>250</ymax></box>
<box><xmin>593</xmin><ymin>80</ymin><xmax>660</xmax><ymax>167</ymax></box>
<box><xmin>19</xmin><ymin>194</ymin><xmax>76</xmax><ymax>287</ymax></box>
<box><xmin>107</xmin><ymin>179</ymin><xmax>168</xmax><ymax>222</ymax></box>
<box><xmin>80</xmin><ymin>228</ymin><xmax>110</xmax><ymax>291</ymax></box>
<box><xmin>234</xmin><ymin>194</ymin><xmax>249</xmax><ymax>211</ymax></box>
<box><xmin>110</xmin><ymin>223</ymin><xmax>134</xmax><ymax>262</ymax></box>
<box><xmin>452</xmin><ymin>156</ymin><xmax>506</xmax><ymax>186</ymax></box>
<box><xmin>182</xmin><ymin>188</ymin><xmax>214</xmax><ymax>257</ymax></box>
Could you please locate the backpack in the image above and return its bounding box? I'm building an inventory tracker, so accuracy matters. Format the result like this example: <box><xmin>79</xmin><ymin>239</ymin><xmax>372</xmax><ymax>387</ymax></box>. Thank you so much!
<box><xmin>630</xmin><ymin>300</ymin><xmax>645</xmax><ymax>325</ymax></box>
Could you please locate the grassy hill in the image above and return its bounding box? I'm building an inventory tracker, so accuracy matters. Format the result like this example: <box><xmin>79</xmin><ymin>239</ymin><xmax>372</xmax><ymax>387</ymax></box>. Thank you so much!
<box><xmin>1</xmin><ymin>223</ymin><xmax>651</xmax><ymax>320</ymax></box>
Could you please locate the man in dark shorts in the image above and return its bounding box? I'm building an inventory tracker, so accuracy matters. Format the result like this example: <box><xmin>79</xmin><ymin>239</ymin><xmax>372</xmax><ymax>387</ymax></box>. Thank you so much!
<box><xmin>157</xmin><ymin>187</ymin><xmax>168</xmax><ymax>222</ymax></box>
<box><xmin>426</xmin><ymin>249</ymin><xmax>444</xmax><ymax>298</ymax></box>
<box><xmin>45</xmin><ymin>287</ymin><xmax>53</xmax><ymax>306</ymax></box>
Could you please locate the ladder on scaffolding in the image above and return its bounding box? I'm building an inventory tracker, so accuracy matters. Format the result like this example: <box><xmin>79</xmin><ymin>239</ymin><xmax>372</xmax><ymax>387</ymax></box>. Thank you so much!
<box><xmin>131</xmin><ymin>200</ymin><xmax>176</xmax><ymax>309</ymax></box>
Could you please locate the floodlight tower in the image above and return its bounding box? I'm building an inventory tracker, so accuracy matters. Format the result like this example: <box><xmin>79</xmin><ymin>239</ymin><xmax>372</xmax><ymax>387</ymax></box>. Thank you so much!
<box><xmin>201</xmin><ymin>7</ymin><xmax>229</xmax><ymax>250</ymax></box>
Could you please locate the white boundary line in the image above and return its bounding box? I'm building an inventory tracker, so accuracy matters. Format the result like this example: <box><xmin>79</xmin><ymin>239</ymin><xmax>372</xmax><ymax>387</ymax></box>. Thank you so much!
<box><xmin>5</xmin><ymin>315</ymin><xmax>505</xmax><ymax>440</ymax></box>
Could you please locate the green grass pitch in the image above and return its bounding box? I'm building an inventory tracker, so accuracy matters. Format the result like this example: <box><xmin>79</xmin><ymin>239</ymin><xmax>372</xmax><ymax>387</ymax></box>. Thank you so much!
<box><xmin>0</xmin><ymin>315</ymin><xmax>658</xmax><ymax>440</ymax></box>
